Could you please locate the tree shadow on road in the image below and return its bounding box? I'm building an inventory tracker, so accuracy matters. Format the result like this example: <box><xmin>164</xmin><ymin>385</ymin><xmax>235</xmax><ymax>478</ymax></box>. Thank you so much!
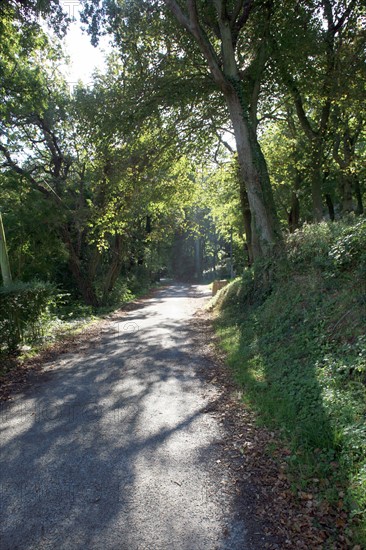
<box><xmin>0</xmin><ymin>284</ymin><xmax>248</xmax><ymax>550</ymax></box>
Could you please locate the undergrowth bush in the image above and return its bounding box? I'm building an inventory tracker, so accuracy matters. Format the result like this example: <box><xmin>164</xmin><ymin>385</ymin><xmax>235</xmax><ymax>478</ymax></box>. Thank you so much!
<box><xmin>329</xmin><ymin>217</ymin><xmax>366</xmax><ymax>274</ymax></box>
<box><xmin>128</xmin><ymin>265</ymin><xmax>151</xmax><ymax>295</ymax></box>
<box><xmin>97</xmin><ymin>277</ymin><xmax>134</xmax><ymax>308</ymax></box>
<box><xmin>0</xmin><ymin>280</ymin><xmax>56</xmax><ymax>354</ymax></box>
<box><xmin>213</xmin><ymin>216</ymin><xmax>366</xmax><ymax>545</ymax></box>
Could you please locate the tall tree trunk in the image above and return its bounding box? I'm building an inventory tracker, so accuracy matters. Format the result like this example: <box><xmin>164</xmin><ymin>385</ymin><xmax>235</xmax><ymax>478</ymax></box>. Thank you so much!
<box><xmin>288</xmin><ymin>192</ymin><xmax>300</xmax><ymax>233</ymax></box>
<box><xmin>310</xmin><ymin>142</ymin><xmax>324</xmax><ymax>221</ymax></box>
<box><xmin>239</xmin><ymin>184</ymin><xmax>254</xmax><ymax>265</ymax></box>
<box><xmin>194</xmin><ymin>236</ymin><xmax>202</xmax><ymax>281</ymax></box>
<box><xmin>325</xmin><ymin>194</ymin><xmax>335</xmax><ymax>221</ymax></box>
<box><xmin>354</xmin><ymin>176</ymin><xmax>364</xmax><ymax>215</ymax></box>
<box><xmin>68</xmin><ymin>255</ymin><xmax>99</xmax><ymax>307</ymax></box>
<box><xmin>101</xmin><ymin>234</ymin><xmax>124</xmax><ymax>304</ymax></box>
<box><xmin>212</xmin><ymin>228</ymin><xmax>217</xmax><ymax>276</ymax></box>
<box><xmin>288</xmin><ymin>171</ymin><xmax>301</xmax><ymax>232</ymax></box>
<box><xmin>341</xmin><ymin>173</ymin><xmax>355</xmax><ymax>213</ymax></box>
<box><xmin>60</xmin><ymin>226</ymin><xmax>99</xmax><ymax>307</ymax></box>
<box><xmin>226</xmin><ymin>90</ymin><xmax>282</xmax><ymax>259</ymax></box>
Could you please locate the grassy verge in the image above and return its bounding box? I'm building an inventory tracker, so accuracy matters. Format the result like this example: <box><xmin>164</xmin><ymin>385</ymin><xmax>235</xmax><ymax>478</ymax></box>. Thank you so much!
<box><xmin>211</xmin><ymin>217</ymin><xmax>366</xmax><ymax>546</ymax></box>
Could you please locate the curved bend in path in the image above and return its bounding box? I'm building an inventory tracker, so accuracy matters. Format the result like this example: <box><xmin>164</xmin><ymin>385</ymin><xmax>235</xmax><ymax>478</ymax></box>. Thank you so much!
<box><xmin>0</xmin><ymin>284</ymin><xmax>250</xmax><ymax>550</ymax></box>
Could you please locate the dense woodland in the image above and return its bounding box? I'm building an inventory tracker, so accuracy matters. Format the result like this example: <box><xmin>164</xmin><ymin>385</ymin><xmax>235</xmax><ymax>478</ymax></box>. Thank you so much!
<box><xmin>0</xmin><ymin>0</ymin><xmax>366</xmax><ymax>545</ymax></box>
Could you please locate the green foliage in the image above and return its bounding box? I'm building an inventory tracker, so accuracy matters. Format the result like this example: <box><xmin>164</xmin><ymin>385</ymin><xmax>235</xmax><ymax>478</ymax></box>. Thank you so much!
<box><xmin>210</xmin><ymin>270</ymin><xmax>258</xmax><ymax>310</ymax></box>
<box><xmin>286</xmin><ymin>217</ymin><xmax>366</xmax><ymax>278</ymax></box>
<box><xmin>0</xmin><ymin>0</ymin><xmax>70</xmax><ymax>37</ymax></box>
<box><xmin>329</xmin><ymin>217</ymin><xmax>366</xmax><ymax>273</ymax></box>
<box><xmin>0</xmin><ymin>280</ymin><xmax>56</xmax><ymax>354</ymax></box>
<box><xmin>266</xmin><ymin>0</ymin><xmax>365</xmax><ymax>221</ymax></box>
<box><xmin>97</xmin><ymin>277</ymin><xmax>134</xmax><ymax>307</ymax></box>
<box><xmin>213</xmin><ymin>217</ymin><xmax>366</xmax><ymax>545</ymax></box>
<box><xmin>286</xmin><ymin>221</ymin><xmax>340</xmax><ymax>270</ymax></box>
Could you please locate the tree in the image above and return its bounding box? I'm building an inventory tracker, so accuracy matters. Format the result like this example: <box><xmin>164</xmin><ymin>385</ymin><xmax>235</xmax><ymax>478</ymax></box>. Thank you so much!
<box><xmin>81</xmin><ymin>0</ymin><xmax>283</xmax><ymax>261</ymax></box>
<box><xmin>271</xmin><ymin>0</ymin><xmax>364</xmax><ymax>221</ymax></box>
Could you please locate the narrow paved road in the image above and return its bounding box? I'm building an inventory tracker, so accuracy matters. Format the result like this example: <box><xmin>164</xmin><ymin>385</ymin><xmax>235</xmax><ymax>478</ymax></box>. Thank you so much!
<box><xmin>1</xmin><ymin>284</ymin><xmax>249</xmax><ymax>550</ymax></box>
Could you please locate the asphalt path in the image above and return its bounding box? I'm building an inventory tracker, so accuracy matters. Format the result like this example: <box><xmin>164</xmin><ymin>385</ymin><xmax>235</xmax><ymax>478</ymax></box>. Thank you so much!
<box><xmin>0</xmin><ymin>284</ymin><xmax>249</xmax><ymax>550</ymax></box>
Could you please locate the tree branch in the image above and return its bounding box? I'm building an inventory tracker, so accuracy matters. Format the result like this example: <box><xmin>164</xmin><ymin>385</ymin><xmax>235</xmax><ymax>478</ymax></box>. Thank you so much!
<box><xmin>0</xmin><ymin>142</ymin><xmax>63</xmax><ymax>203</ymax></box>
<box><xmin>271</xmin><ymin>37</ymin><xmax>316</xmax><ymax>140</ymax></box>
<box><xmin>0</xmin><ymin>143</ymin><xmax>38</xmax><ymax>186</ymax></box>
<box><xmin>230</xmin><ymin>0</ymin><xmax>245</xmax><ymax>27</ymax></box>
<box><xmin>233</xmin><ymin>0</ymin><xmax>254</xmax><ymax>42</ymax></box>
<box><xmin>214</xmin><ymin>129</ymin><xmax>235</xmax><ymax>153</ymax></box>
<box><xmin>165</xmin><ymin>0</ymin><xmax>229</xmax><ymax>91</ymax></box>
<box><xmin>333</xmin><ymin>0</ymin><xmax>357</xmax><ymax>34</ymax></box>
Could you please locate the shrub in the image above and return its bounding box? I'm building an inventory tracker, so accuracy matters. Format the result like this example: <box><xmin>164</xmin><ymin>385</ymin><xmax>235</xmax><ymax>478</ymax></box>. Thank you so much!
<box><xmin>0</xmin><ymin>280</ymin><xmax>56</xmax><ymax>354</ymax></box>
<box><xmin>329</xmin><ymin>217</ymin><xmax>366</xmax><ymax>273</ymax></box>
<box><xmin>127</xmin><ymin>265</ymin><xmax>151</xmax><ymax>295</ymax></box>
<box><xmin>286</xmin><ymin>216</ymin><xmax>366</xmax><ymax>275</ymax></box>
<box><xmin>286</xmin><ymin>221</ymin><xmax>338</xmax><ymax>270</ymax></box>
<box><xmin>100</xmin><ymin>277</ymin><xmax>134</xmax><ymax>307</ymax></box>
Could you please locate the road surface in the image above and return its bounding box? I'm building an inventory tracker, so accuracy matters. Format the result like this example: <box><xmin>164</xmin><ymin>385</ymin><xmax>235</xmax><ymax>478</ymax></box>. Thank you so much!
<box><xmin>0</xmin><ymin>284</ymin><xmax>249</xmax><ymax>549</ymax></box>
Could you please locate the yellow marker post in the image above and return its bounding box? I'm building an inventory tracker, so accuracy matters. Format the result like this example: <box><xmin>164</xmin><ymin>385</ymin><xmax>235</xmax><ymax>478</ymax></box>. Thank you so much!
<box><xmin>0</xmin><ymin>211</ymin><xmax>12</xmax><ymax>286</ymax></box>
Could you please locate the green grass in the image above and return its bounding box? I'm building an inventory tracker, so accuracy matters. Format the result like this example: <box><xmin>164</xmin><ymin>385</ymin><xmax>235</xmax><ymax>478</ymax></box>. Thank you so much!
<box><xmin>212</xmin><ymin>217</ymin><xmax>366</xmax><ymax>545</ymax></box>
